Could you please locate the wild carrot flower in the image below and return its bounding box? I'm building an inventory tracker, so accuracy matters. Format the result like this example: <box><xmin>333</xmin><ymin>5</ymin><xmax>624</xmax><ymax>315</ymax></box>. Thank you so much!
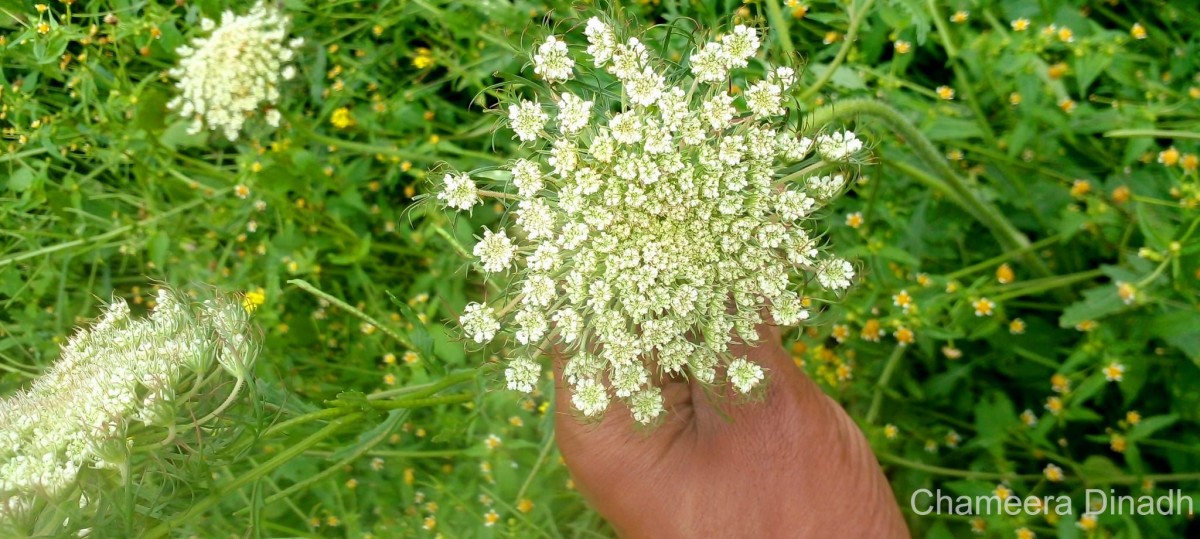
<box><xmin>436</xmin><ymin>15</ymin><xmax>864</xmax><ymax>423</ymax></box>
<box><xmin>167</xmin><ymin>1</ymin><xmax>303</xmax><ymax>140</ymax></box>
<box><xmin>0</xmin><ymin>290</ymin><xmax>257</xmax><ymax>531</ymax></box>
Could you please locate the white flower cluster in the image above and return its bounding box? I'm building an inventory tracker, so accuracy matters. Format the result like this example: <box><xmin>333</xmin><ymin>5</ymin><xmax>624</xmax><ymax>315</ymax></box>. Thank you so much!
<box><xmin>167</xmin><ymin>1</ymin><xmax>303</xmax><ymax>140</ymax></box>
<box><xmin>0</xmin><ymin>291</ymin><xmax>258</xmax><ymax>527</ymax></box>
<box><xmin>439</xmin><ymin>17</ymin><xmax>862</xmax><ymax>424</ymax></box>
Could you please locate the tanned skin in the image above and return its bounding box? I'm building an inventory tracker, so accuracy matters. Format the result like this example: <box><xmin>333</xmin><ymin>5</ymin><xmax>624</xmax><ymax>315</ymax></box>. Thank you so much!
<box><xmin>554</xmin><ymin>323</ymin><xmax>910</xmax><ymax>538</ymax></box>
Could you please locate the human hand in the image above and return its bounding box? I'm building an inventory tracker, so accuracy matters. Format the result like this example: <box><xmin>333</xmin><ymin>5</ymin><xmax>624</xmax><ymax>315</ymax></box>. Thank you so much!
<box><xmin>554</xmin><ymin>323</ymin><xmax>910</xmax><ymax>538</ymax></box>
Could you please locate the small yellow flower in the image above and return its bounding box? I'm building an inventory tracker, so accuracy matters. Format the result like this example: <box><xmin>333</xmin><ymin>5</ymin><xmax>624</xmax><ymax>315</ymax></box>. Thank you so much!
<box><xmin>1009</xmin><ymin>92</ymin><xmax>1022</xmax><ymax>106</ymax></box>
<box><xmin>973</xmin><ymin>298</ymin><xmax>995</xmax><ymax>317</ymax></box>
<box><xmin>970</xmin><ymin>517</ymin><xmax>986</xmax><ymax>534</ymax></box>
<box><xmin>861</xmin><ymin>319</ymin><xmax>884</xmax><ymax>342</ymax></box>
<box><xmin>1044</xmin><ymin>463</ymin><xmax>1064</xmax><ymax>482</ymax></box>
<box><xmin>412</xmin><ymin>47</ymin><xmax>434</xmax><ymax>69</ymax></box>
<box><xmin>1045</xmin><ymin>396</ymin><xmax>1064</xmax><ymax>415</ymax></box>
<box><xmin>1158</xmin><ymin>146</ymin><xmax>1180</xmax><ymax>166</ymax></box>
<box><xmin>1109</xmin><ymin>434</ymin><xmax>1127</xmax><ymax>454</ymax></box>
<box><xmin>894</xmin><ymin>327</ymin><xmax>915</xmax><ymax>346</ymax></box>
<box><xmin>845</xmin><ymin>212</ymin><xmax>864</xmax><ymax>228</ymax></box>
<box><xmin>950</xmin><ymin>10</ymin><xmax>969</xmax><ymax>24</ymax></box>
<box><xmin>1116</xmin><ymin>281</ymin><xmax>1136</xmax><ymax>305</ymax></box>
<box><xmin>924</xmin><ymin>439</ymin><xmax>938</xmax><ymax>453</ymax></box>
<box><xmin>383</xmin><ymin>353</ymin><xmax>397</xmax><ymax>365</ymax></box>
<box><xmin>1126</xmin><ymin>410</ymin><xmax>1142</xmax><ymax>425</ymax></box>
<box><xmin>242</xmin><ymin>288</ymin><xmax>266</xmax><ymax>313</ymax></box>
<box><xmin>996</xmin><ymin>263</ymin><xmax>1015</xmax><ymax>284</ymax></box>
<box><xmin>508</xmin><ymin>416</ymin><xmax>524</xmax><ymax>427</ymax></box>
<box><xmin>1047</xmin><ymin>62</ymin><xmax>1069</xmax><ymax>79</ymax></box>
<box><xmin>884</xmin><ymin>424</ymin><xmax>898</xmax><ymax>439</ymax></box>
<box><xmin>936</xmin><ymin>85</ymin><xmax>955</xmax><ymax>100</ymax></box>
<box><xmin>36</xmin><ymin>4</ymin><xmax>49</xmax><ymax>13</ymax></box>
<box><xmin>916</xmin><ymin>273</ymin><xmax>931</xmax><ymax>287</ymax></box>
<box><xmin>403</xmin><ymin>351</ymin><xmax>420</xmax><ymax>365</ymax></box>
<box><xmin>836</xmin><ymin>363</ymin><xmax>853</xmax><ymax>381</ymax></box>
<box><xmin>831</xmin><ymin>324</ymin><xmax>850</xmax><ymax>343</ymax></box>
<box><xmin>1130</xmin><ymin>23</ymin><xmax>1147</xmax><ymax>40</ymax></box>
<box><xmin>345</xmin><ymin>478</ymin><xmax>358</xmax><ymax>489</ymax></box>
<box><xmin>1112</xmin><ymin>185</ymin><xmax>1131</xmax><ymax>204</ymax></box>
<box><xmin>944</xmin><ymin>430</ymin><xmax>961</xmax><ymax>448</ymax></box>
<box><xmin>1190</xmin><ymin>87</ymin><xmax>1200</xmax><ymax>100</ymax></box>
<box><xmin>1016</xmin><ymin>527</ymin><xmax>1036</xmax><ymax>539</ymax></box>
<box><xmin>1070</xmin><ymin>179</ymin><xmax>1091</xmax><ymax>197</ymax></box>
<box><xmin>234</xmin><ymin>184</ymin><xmax>251</xmax><ymax>199</ymax></box>
<box><xmin>1011</xmin><ymin>18</ymin><xmax>1030</xmax><ymax>32</ymax></box>
<box><xmin>1181</xmin><ymin>153</ymin><xmax>1198</xmax><ymax>172</ymax></box>
<box><xmin>371</xmin><ymin>457</ymin><xmax>385</xmax><ymax>471</ymax></box>
<box><xmin>383</xmin><ymin>373</ymin><xmax>396</xmax><ymax>386</ymax></box>
<box><xmin>422</xmin><ymin>516</ymin><xmax>436</xmax><ymax>530</ymax></box>
<box><xmin>517</xmin><ymin>498</ymin><xmax>534</xmax><ymax>513</ymax></box>
<box><xmin>1020</xmin><ymin>409</ymin><xmax>1038</xmax><ymax>426</ymax></box>
<box><xmin>1051</xmin><ymin>373</ymin><xmax>1071</xmax><ymax>393</ymax></box>
<box><xmin>894</xmin><ymin>40</ymin><xmax>911</xmax><ymax>54</ymax></box>
<box><xmin>484</xmin><ymin>434</ymin><xmax>501</xmax><ymax>450</ymax></box>
<box><xmin>1009</xmin><ymin>318</ymin><xmax>1026</xmax><ymax>335</ymax></box>
<box><xmin>1057</xmin><ymin>27</ymin><xmax>1074</xmax><ymax>42</ymax></box>
<box><xmin>1103</xmin><ymin>362</ymin><xmax>1126</xmax><ymax>382</ymax></box>
<box><xmin>942</xmin><ymin>346</ymin><xmax>962</xmax><ymax>360</ymax></box>
<box><xmin>994</xmin><ymin>484</ymin><xmax>1012</xmax><ymax>499</ymax></box>
<box><xmin>483</xmin><ymin>509</ymin><xmax>500</xmax><ymax>527</ymax></box>
<box><xmin>893</xmin><ymin>289</ymin><xmax>914</xmax><ymax>312</ymax></box>
<box><xmin>822</xmin><ymin>31</ymin><xmax>841</xmax><ymax>44</ymax></box>
<box><xmin>330</xmin><ymin>107</ymin><xmax>355</xmax><ymax>129</ymax></box>
<box><xmin>326</xmin><ymin>515</ymin><xmax>340</xmax><ymax>526</ymax></box>
<box><xmin>403</xmin><ymin>468</ymin><xmax>414</xmax><ymax>484</ymax></box>
<box><xmin>37</xmin><ymin>22</ymin><xmax>51</xmax><ymax>34</ymax></box>
<box><xmin>1059</xmin><ymin>98</ymin><xmax>1076</xmax><ymax>113</ymax></box>
<box><xmin>1076</xmin><ymin>320</ymin><xmax>1098</xmax><ymax>332</ymax></box>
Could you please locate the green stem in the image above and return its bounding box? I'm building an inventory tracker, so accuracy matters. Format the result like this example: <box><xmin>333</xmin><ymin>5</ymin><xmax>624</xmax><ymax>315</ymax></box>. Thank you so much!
<box><xmin>808</xmin><ymin>98</ymin><xmax>1054</xmax><ymax>279</ymax></box>
<box><xmin>1104</xmin><ymin>129</ymin><xmax>1200</xmax><ymax>140</ymax></box>
<box><xmin>798</xmin><ymin>0</ymin><xmax>876</xmax><ymax>101</ymax></box>
<box><xmin>945</xmin><ymin>234</ymin><xmax>1063</xmax><ymax>281</ymax></box>
<box><xmin>237</xmin><ymin>411</ymin><xmax>410</xmax><ymax>515</ymax></box>
<box><xmin>144</xmin><ymin>413</ymin><xmax>363</xmax><ymax>539</ymax></box>
<box><xmin>288</xmin><ymin>278</ymin><xmax>419</xmax><ymax>354</ymax></box>
<box><xmin>369</xmin><ymin>368</ymin><xmax>479</xmax><ymax>400</ymax></box>
<box><xmin>262</xmin><ymin>407</ymin><xmax>353</xmax><ymax>440</ymax></box>
<box><xmin>368</xmin><ymin>391</ymin><xmax>474</xmax><ymax>410</ymax></box>
<box><xmin>763</xmin><ymin>0</ymin><xmax>795</xmax><ymax>57</ymax></box>
<box><xmin>991</xmin><ymin>269</ymin><xmax>1104</xmax><ymax>302</ymax></box>
<box><xmin>866</xmin><ymin>345</ymin><xmax>905</xmax><ymax>424</ymax></box>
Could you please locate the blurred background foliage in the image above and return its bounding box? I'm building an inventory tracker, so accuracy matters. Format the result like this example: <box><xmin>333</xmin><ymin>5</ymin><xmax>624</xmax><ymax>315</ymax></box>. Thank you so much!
<box><xmin>1</xmin><ymin>0</ymin><xmax>1198</xmax><ymax>536</ymax></box>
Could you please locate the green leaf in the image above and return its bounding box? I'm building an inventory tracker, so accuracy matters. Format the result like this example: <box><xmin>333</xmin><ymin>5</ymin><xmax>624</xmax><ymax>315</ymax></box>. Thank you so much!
<box><xmin>1127</xmin><ymin>414</ymin><xmax>1177</xmax><ymax>442</ymax></box>
<box><xmin>1059</xmin><ymin>285</ymin><xmax>1128</xmax><ymax>328</ymax></box>
<box><xmin>1150</xmin><ymin>311</ymin><xmax>1200</xmax><ymax>362</ymax></box>
<box><xmin>1077</xmin><ymin>455</ymin><xmax>1124</xmax><ymax>483</ymax></box>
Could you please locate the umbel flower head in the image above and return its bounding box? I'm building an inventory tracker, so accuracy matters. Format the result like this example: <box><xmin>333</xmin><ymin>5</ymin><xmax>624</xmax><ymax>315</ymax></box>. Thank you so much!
<box><xmin>167</xmin><ymin>1</ymin><xmax>303</xmax><ymax>140</ymax></box>
<box><xmin>435</xmin><ymin>15</ymin><xmax>864</xmax><ymax>424</ymax></box>
<box><xmin>0</xmin><ymin>290</ymin><xmax>259</xmax><ymax>531</ymax></box>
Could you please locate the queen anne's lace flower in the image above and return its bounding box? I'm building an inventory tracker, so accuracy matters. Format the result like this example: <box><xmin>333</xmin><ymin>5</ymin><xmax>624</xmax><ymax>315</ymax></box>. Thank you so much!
<box><xmin>438</xmin><ymin>15</ymin><xmax>865</xmax><ymax>424</ymax></box>
<box><xmin>438</xmin><ymin>172</ymin><xmax>479</xmax><ymax>210</ymax></box>
<box><xmin>816</xmin><ymin>130</ymin><xmax>865</xmax><ymax>162</ymax></box>
<box><xmin>533</xmin><ymin>35</ymin><xmax>575</xmax><ymax>82</ymax></box>
<box><xmin>460</xmin><ymin>303</ymin><xmax>500</xmax><ymax>344</ymax></box>
<box><xmin>0</xmin><ymin>291</ymin><xmax>257</xmax><ymax>530</ymax></box>
<box><xmin>508</xmin><ymin>100</ymin><xmax>548</xmax><ymax>142</ymax></box>
<box><xmin>167</xmin><ymin>2</ymin><xmax>302</xmax><ymax>140</ymax></box>
<box><xmin>474</xmin><ymin>229</ymin><xmax>517</xmax><ymax>273</ymax></box>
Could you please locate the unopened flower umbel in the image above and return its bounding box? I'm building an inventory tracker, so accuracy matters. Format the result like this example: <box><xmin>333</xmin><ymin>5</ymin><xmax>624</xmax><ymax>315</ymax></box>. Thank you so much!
<box><xmin>436</xmin><ymin>16</ymin><xmax>864</xmax><ymax>424</ymax></box>
<box><xmin>0</xmin><ymin>290</ymin><xmax>259</xmax><ymax>531</ymax></box>
<box><xmin>167</xmin><ymin>1</ymin><xmax>303</xmax><ymax>140</ymax></box>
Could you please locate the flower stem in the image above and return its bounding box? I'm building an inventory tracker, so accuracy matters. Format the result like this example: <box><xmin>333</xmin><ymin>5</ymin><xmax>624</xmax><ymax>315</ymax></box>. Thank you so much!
<box><xmin>144</xmin><ymin>412</ymin><xmax>364</xmax><ymax>539</ymax></box>
<box><xmin>369</xmin><ymin>391</ymin><xmax>474</xmax><ymax>410</ymax></box>
<box><xmin>288</xmin><ymin>278</ymin><xmax>421</xmax><ymax>355</ymax></box>
<box><xmin>808</xmin><ymin>98</ymin><xmax>1054</xmax><ymax>279</ymax></box>
<box><xmin>866</xmin><ymin>345</ymin><xmax>905</xmax><ymax>424</ymax></box>
<box><xmin>798</xmin><ymin>0</ymin><xmax>876</xmax><ymax>101</ymax></box>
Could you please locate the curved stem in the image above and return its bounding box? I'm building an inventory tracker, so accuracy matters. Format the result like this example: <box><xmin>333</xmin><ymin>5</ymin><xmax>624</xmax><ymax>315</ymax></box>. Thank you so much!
<box><xmin>144</xmin><ymin>412</ymin><xmax>363</xmax><ymax>539</ymax></box>
<box><xmin>798</xmin><ymin>0</ymin><xmax>876</xmax><ymax>101</ymax></box>
<box><xmin>866</xmin><ymin>345</ymin><xmax>904</xmax><ymax>424</ymax></box>
<box><xmin>808</xmin><ymin>98</ymin><xmax>1054</xmax><ymax>279</ymax></box>
<box><xmin>190</xmin><ymin>376</ymin><xmax>245</xmax><ymax>427</ymax></box>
